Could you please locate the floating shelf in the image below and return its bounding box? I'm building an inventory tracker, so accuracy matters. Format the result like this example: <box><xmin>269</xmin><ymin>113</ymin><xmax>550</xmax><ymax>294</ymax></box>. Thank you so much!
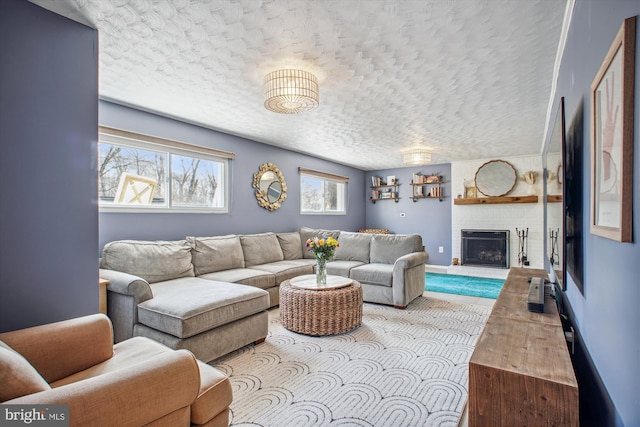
<box><xmin>547</xmin><ymin>195</ymin><xmax>563</xmax><ymax>203</ymax></box>
<box><xmin>454</xmin><ymin>195</ymin><xmax>538</xmax><ymax>205</ymax></box>
<box><xmin>370</xmin><ymin>197</ymin><xmax>399</xmax><ymax>204</ymax></box>
<box><xmin>410</xmin><ymin>195</ymin><xmax>444</xmax><ymax>202</ymax></box>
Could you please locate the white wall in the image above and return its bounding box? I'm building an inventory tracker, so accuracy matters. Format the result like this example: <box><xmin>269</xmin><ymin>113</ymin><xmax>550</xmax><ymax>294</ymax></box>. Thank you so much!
<box><xmin>451</xmin><ymin>154</ymin><xmax>544</xmax><ymax>269</ymax></box>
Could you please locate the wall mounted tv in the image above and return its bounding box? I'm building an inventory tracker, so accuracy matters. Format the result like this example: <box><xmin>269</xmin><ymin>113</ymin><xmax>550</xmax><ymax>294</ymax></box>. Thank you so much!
<box><xmin>564</xmin><ymin>99</ymin><xmax>585</xmax><ymax>294</ymax></box>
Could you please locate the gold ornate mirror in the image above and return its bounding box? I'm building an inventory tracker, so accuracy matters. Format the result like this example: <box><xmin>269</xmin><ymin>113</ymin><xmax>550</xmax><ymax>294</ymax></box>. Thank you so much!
<box><xmin>253</xmin><ymin>163</ymin><xmax>287</xmax><ymax>211</ymax></box>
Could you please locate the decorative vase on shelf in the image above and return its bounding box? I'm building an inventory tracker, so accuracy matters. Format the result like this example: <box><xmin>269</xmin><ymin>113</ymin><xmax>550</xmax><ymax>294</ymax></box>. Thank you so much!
<box><xmin>315</xmin><ymin>258</ymin><xmax>327</xmax><ymax>285</ymax></box>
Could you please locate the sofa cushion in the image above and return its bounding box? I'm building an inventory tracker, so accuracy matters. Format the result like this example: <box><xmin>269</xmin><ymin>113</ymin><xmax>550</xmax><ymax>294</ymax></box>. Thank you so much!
<box><xmin>334</xmin><ymin>231</ymin><xmax>371</xmax><ymax>263</ymax></box>
<box><xmin>187</xmin><ymin>235</ymin><xmax>245</xmax><ymax>275</ymax></box>
<box><xmin>198</xmin><ymin>269</ymin><xmax>276</xmax><ymax>290</ymax></box>
<box><xmin>327</xmin><ymin>260</ymin><xmax>365</xmax><ymax>277</ymax></box>
<box><xmin>101</xmin><ymin>240</ymin><xmax>194</xmax><ymax>284</ymax></box>
<box><xmin>138</xmin><ymin>278</ymin><xmax>269</xmax><ymax>339</ymax></box>
<box><xmin>277</xmin><ymin>232</ymin><xmax>303</xmax><ymax>260</ymax></box>
<box><xmin>250</xmin><ymin>260</ymin><xmax>314</xmax><ymax>284</ymax></box>
<box><xmin>299</xmin><ymin>227</ymin><xmax>341</xmax><ymax>259</ymax></box>
<box><xmin>50</xmin><ymin>336</ymin><xmax>174</xmax><ymax>387</ymax></box>
<box><xmin>349</xmin><ymin>263</ymin><xmax>394</xmax><ymax>287</ymax></box>
<box><xmin>0</xmin><ymin>340</ymin><xmax>50</xmax><ymax>401</ymax></box>
<box><xmin>240</xmin><ymin>233</ymin><xmax>284</xmax><ymax>267</ymax></box>
<box><xmin>370</xmin><ymin>234</ymin><xmax>423</xmax><ymax>265</ymax></box>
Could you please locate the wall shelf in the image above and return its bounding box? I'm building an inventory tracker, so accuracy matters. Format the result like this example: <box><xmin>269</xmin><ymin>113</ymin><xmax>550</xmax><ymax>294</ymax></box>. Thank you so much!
<box><xmin>369</xmin><ymin>179</ymin><xmax>400</xmax><ymax>203</ymax></box>
<box><xmin>410</xmin><ymin>173</ymin><xmax>444</xmax><ymax>202</ymax></box>
<box><xmin>369</xmin><ymin>197</ymin><xmax>399</xmax><ymax>204</ymax></box>
<box><xmin>454</xmin><ymin>195</ymin><xmax>538</xmax><ymax>205</ymax></box>
<box><xmin>547</xmin><ymin>194</ymin><xmax>563</xmax><ymax>203</ymax></box>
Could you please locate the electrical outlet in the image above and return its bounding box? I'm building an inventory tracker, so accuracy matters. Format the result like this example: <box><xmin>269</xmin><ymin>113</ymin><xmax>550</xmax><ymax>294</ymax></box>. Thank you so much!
<box><xmin>399</xmin><ymin>212</ymin><xmax>406</xmax><ymax>217</ymax></box>
<box><xmin>438</xmin><ymin>246</ymin><xmax>444</xmax><ymax>253</ymax></box>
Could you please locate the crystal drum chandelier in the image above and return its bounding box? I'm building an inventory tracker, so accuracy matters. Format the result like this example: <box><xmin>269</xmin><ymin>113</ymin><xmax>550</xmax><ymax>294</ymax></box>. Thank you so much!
<box><xmin>264</xmin><ymin>69</ymin><xmax>319</xmax><ymax>114</ymax></box>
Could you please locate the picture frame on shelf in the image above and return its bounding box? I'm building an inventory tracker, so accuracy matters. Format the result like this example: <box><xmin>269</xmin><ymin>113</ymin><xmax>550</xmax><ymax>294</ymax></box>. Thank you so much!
<box><xmin>465</xmin><ymin>186</ymin><xmax>477</xmax><ymax>198</ymax></box>
<box><xmin>386</xmin><ymin>175</ymin><xmax>396</xmax><ymax>185</ymax></box>
<box><xmin>590</xmin><ymin>16</ymin><xmax>635</xmax><ymax>242</ymax></box>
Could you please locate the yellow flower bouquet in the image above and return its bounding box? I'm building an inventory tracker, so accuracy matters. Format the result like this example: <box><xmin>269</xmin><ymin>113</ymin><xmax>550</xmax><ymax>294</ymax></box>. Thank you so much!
<box><xmin>305</xmin><ymin>236</ymin><xmax>339</xmax><ymax>284</ymax></box>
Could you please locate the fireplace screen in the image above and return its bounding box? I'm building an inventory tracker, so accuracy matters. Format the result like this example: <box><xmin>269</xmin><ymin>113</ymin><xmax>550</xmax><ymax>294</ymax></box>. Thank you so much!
<box><xmin>461</xmin><ymin>230</ymin><xmax>509</xmax><ymax>268</ymax></box>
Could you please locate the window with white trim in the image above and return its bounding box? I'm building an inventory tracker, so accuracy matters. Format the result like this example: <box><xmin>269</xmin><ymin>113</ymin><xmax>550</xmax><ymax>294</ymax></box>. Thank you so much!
<box><xmin>98</xmin><ymin>128</ymin><xmax>232</xmax><ymax>213</ymax></box>
<box><xmin>300</xmin><ymin>168</ymin><xmax>348</xmax><ymax>215</ymax></box>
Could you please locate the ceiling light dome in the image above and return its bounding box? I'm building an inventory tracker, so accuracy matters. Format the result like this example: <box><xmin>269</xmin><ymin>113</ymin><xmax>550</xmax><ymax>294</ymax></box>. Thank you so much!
<box><xmin>264</xmin><ymin>69</ymin><xmax>319</xmax><ymax>114</ymax></box>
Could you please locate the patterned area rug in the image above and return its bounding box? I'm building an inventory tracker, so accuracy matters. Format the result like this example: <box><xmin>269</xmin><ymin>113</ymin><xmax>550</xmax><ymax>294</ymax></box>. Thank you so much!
<box><xmin>212</xmin><ymin>296</ymin><xmax>491</xmax><ymax>427</ymax></box>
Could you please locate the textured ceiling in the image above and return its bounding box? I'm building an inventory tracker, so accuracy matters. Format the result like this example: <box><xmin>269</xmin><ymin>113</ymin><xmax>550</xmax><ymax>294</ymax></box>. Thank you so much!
<box><xmin>31</xmin><ymin>0</ymin><xmax>567</xmax><ymax>170</ymax></box>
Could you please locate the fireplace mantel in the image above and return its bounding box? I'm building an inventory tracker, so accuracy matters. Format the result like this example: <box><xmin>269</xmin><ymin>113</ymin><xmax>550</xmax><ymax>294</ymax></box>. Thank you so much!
<box><xmin>454</xmin><ymin>195</ymin><xmax>538</xmax><ymax>205</ymax></box>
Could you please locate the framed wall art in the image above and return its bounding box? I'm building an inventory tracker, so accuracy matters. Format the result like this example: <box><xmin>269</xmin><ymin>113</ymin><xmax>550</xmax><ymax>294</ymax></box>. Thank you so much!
<box><xmin>590</xmin><ymin>16</ymin><xmax>635</xmax><ymax>242</ymax></box>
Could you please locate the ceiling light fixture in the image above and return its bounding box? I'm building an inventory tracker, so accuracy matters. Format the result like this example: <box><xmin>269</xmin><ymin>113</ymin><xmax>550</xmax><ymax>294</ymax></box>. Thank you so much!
<box><xmin>403</xmin><ymin>147</ymin><xmax>432</xmax><ymax>166</ymax></box>
<box><xmin>264</xmin><ymin>69</ymin><xmax>319</xmax><ymax>114</ymax></box>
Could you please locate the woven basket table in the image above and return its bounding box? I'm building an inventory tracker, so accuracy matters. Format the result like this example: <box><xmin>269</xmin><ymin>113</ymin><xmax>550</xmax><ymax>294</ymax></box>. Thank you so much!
<box><xmin>279</xmin><ymin>278</ymin><xmax>363</xmax><ymax>336</ymax></box>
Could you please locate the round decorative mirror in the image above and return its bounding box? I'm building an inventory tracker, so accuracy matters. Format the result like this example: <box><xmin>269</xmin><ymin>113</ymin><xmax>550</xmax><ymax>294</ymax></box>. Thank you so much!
<box><xmin>253</xmin><ymin>163</ymin><xmax>287</xmax><ymax>211</ymax></box>
<box><xmin>474</xmin><ymin>159</ymin><xmax>517</xmax><ymax>197</ymax></box>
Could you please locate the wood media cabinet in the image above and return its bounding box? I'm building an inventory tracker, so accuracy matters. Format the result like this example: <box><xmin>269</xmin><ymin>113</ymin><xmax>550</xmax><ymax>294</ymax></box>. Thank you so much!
<box><xmin>469</xmin><ymin>267</ymin><xmax>578</xmax><ymax>426</ymax></box>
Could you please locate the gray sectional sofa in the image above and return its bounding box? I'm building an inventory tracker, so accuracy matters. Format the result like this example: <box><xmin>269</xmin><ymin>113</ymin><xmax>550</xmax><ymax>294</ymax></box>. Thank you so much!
<box><xmin>99</xmin><ymin>227</ymin><xmax>428</xmax><ymax>362</ymax></box>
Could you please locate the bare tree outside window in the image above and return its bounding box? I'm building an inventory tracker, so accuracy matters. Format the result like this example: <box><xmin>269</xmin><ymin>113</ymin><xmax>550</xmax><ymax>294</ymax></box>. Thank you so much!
<box><xmin>98</xmin><ymin>141</ymin><xmax>225</xmax><ymax>210</ymax></box>
<box><xmin>301</xmin><ymin>175</ymin><xmax>346</xmax><ymax>214</ymax></box>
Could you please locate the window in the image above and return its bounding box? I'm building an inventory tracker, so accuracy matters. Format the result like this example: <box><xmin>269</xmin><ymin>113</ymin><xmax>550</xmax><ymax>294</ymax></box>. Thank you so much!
<box><xmin>98</xmin><ymin>127</ymin><xmax>233</xmax><ymax>212</ymax></box>
<box><xmin>300</xmin><ymin>168</ymin><xmax>349</xmax><ymax>214</ymax></box>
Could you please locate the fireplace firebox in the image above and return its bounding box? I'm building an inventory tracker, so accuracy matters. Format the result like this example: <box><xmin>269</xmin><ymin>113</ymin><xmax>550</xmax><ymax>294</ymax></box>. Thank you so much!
<box><xmin>461</xmin><ymin>230</ymin><xmax>509</xmax><ymax>268</ymax></box>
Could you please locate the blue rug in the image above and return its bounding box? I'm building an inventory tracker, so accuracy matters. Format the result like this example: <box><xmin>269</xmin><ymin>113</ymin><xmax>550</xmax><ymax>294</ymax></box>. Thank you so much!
<box><xmin>425</xmin><ymin>272</ymin><xmax>504</xmax><ymax>299</ymax></box>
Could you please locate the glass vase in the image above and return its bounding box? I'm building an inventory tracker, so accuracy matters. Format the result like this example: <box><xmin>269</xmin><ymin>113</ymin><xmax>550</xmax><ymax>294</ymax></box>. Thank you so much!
<box><xmin>315</xmin><ymin>258</ymin><xmax>327</xmax><ymax>285</ymax></box>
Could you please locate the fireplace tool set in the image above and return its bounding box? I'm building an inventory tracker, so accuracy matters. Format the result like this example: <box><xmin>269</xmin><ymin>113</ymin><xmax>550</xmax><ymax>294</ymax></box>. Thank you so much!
<box><xmin>549</xmin><ymin>228</ymin><xmax>560</xmax><ymax>267</ymax></box>
<box><xmin>516</xmin><ymin>227</ymin><xmax>529</xmax><ymax>266</ymax></box>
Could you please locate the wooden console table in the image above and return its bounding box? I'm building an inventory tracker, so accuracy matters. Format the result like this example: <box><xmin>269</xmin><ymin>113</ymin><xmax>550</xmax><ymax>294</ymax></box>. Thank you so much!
<box><xmin>469</xmin><ymin>268</ymin><xmax>578</xmax><ymax>426</ymax></box>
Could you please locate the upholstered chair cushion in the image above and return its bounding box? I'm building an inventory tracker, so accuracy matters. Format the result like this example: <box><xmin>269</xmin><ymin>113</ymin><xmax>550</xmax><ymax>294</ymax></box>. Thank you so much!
<box><xmin>101</xmin><ymin>240</ymin><xmax>194</xmax><ymax>284</ymax></box>
<box><xmin>370</xmin><ymin>234</ymin><xmax>423</xmax><ymax>264</ymax></box>
<box><xmin>187</xmin><ymin>235</ymin><xmax>245</xmax><ymax>275</ymax></box>
<box><xmin>334</xmin><ymin>231</ymin><xmax>371</xmax><ymax>263</ymax></box>
<box><xmin>240</xmin><ymin>233</ymin><xmax>284</xmax><ymax>267</ymax></box>
<box><xmin>0</xmin><ymin>340</ymin><xmax>50</xmax><ymax>402</ymax></box>
<box><xmin>276</xmin><ymin>232</ymin><xmax>303</xmax><ymax>260</ymax></box>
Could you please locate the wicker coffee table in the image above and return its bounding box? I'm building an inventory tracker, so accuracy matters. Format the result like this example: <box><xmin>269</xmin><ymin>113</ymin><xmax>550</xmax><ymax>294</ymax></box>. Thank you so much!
<box><xmin>279</xmin><ymin>275</ymin><xmax>363</xmax><ymax>336</ymax></box>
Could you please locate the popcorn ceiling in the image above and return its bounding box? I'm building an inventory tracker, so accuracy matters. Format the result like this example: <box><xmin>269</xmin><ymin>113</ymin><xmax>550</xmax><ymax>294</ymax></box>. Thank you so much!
<box><xmin>32</xmin><ymin>0</ymin><xmax>566</xmax><ymax>170</ymax></box>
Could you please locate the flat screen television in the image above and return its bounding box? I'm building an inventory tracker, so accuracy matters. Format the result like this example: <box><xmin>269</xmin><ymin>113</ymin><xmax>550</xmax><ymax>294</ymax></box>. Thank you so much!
<box><xmin>544</xmin><ymin>97</ymin><xmax>565</xmax><ymax>291</ymax></box>
<box><xmin>564</xmin><ymin>99</ymin><xmax>584</xmax><ymax>294</ymax></box>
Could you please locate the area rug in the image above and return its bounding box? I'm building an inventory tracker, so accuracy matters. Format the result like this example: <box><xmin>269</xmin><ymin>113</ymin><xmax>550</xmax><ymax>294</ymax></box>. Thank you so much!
<box><xmin>425</xmin><ymin>273</ymin><xmax>504</xmax><ymax>299</ymax></box>
<box><xmin>211</xmin><ymin>296</ymin><xmax>491</xmax><ymax>427</ymax></box>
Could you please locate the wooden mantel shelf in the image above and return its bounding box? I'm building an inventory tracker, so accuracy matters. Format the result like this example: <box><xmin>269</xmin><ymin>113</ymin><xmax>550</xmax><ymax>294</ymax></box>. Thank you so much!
<box><xmin>454</xmin><ymin>195</ymin><xmax>538</xmax><ymax>205</ymax></box>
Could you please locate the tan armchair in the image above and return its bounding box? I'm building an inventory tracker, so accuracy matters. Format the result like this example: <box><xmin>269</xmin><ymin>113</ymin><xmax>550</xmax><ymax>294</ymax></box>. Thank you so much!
<box><xmin>0</xmin><ymin>314</ymin><xmax>232</xmax><ymax>427</ymax></box>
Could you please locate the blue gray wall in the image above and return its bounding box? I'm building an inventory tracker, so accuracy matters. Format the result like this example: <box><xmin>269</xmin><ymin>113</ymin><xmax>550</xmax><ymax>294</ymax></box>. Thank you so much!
<box><xmin>552</xmin><ymin>2</ymin><xmax>640</xmax><ymax>426</ymax></box>
<box><xmin>0</xmin><ymin>0</ymin><xmax>99</xmax><ymax>332</ymax></box>
<box><xmin>365</xmin><ymin>165</ymin><xmax>452</xmax><ymax>265</ymax></box>
<box><xmin>98</xmin><ymin>101</ymin><xmax>366</xmax><ymax>250</ymax></box>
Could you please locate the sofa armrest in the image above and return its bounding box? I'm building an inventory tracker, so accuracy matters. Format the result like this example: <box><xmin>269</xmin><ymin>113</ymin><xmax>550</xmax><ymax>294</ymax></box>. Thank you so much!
<box><xmin>0</xmin><ymin>314</ymin><xmax>114</xmax><ymax>384</ymax></box>
<box><xmin>5</xmin><ymin>349</ymin><xmax>201</xmax><ymax>427</ymax></box>
<box><xmin>392</xmin><ymin>251</ymin><xmax>429</xmax><ymax>307</ymax></box>
<box><xmin>99</xmin><ymin>269</ymin><xmax>153</xmax><ymax>303</ymax></box>
<box><xmin>393</xmin><ymin>251</ymin><xmax>429</xmax><ymax>271</ymax></box>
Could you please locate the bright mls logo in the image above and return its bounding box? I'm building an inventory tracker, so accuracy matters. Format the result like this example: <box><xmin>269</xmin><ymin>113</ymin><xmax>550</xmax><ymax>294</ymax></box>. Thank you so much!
<box><xmin>0</xmin><ymin>405</ymin><xmax>68</xmax><ymax>427</ymax></box>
